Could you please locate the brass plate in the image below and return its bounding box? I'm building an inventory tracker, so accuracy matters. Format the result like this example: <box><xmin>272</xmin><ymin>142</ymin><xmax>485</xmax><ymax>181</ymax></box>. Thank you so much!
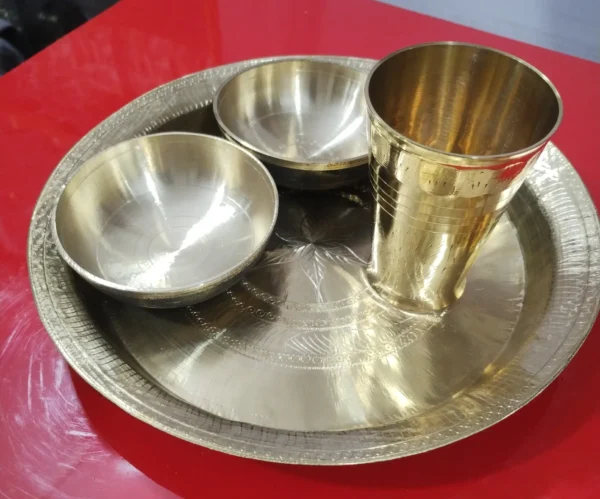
<box><xmin>29</xmin><ymin>56</ymin><xmax>600</xmax><ymax>464</ymax></box>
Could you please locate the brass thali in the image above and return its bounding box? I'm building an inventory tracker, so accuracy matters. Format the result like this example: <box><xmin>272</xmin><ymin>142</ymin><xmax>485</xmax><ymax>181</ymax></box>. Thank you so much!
<box><xmin>28</xmin><ymin>56</ymin><xmax>600</xmax><ymax>464</ymax></box>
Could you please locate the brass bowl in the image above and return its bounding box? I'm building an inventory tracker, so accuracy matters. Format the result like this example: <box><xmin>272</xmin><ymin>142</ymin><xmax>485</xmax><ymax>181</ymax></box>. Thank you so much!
<box><xmin>52</xmin><ymin>132</ymin><xmax>278</xmax><ymax>308</ymax></box>
<box><xmin>214</xmin><ymin>59</ymin><xmax>369</xmax><ymax>190</ymax></box>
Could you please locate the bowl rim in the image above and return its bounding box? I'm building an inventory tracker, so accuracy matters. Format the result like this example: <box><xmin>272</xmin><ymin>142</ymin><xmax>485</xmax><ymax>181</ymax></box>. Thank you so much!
<box><xmin>213</xmin><ymin>58</ymin><xmax>370</xmax><ymax>171</ymax></box>
<box><xmin>50</xmin><ymin>131</ymin><xmax>279</xmax><ymax>298</ymax></box>
<box><xmin>364</xmin><ymin>41</ymin><xmax>564</xmax><ymax>164</ymax></box>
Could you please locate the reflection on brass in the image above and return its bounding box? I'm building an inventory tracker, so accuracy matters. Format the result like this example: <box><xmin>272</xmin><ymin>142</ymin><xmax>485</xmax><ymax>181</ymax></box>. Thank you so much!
<box><xmin>366</xmin><ymin>42</ymin><xmax>563</xmax><ymax>311</ymax></box>
<box><xmin>28</xmin><ymin>57</ymin><xmax>600</xmax><ymax>465</ymax></box>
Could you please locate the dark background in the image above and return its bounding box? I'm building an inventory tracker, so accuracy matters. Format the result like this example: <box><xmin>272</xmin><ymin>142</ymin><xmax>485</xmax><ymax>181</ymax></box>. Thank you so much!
<box><xmin>0</xmin><ymin>0</ymin><xmax>118</xmax><ymax>74</ymax></box>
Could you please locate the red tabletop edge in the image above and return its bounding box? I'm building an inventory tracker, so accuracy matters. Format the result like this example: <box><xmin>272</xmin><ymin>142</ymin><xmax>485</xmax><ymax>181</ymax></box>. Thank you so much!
<box><xmin>0</xmin><ymin>0</ymin><xmax>599</xmax><ymax>498</ymax></box>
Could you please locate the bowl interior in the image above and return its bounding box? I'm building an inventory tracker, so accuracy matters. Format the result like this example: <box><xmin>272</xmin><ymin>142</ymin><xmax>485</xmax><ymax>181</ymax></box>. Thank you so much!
<box><xmin>54</xmin><ymin>133</ymin><xmax>277</xmax><ymax>292</ymax></box>
<box><xmin>216</xmin><ymin>60</ymin><xmax>369</xmax><ymax>165</ymax></box>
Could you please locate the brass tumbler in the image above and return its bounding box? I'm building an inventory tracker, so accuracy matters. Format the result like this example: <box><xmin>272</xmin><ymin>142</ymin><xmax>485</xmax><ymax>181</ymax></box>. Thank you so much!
<box><xmin>366</xmin><ymin>42</ymin><xmax>562</xmax><ymax>311</ymax></box>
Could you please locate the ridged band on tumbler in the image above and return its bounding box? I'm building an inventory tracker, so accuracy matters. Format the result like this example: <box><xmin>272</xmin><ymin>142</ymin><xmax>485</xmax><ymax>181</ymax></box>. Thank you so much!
<box><xmin>365</xmin><ymin>42</ymin><xmax>563</xmax><ymax>311</ymax></box>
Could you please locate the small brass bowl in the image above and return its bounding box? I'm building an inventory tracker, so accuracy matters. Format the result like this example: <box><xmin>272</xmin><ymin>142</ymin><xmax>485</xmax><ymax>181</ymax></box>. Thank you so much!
<box><xmin>52</xmin><ymin>132</ymin><xmax>278</xmax><ymax>308</ymax></box>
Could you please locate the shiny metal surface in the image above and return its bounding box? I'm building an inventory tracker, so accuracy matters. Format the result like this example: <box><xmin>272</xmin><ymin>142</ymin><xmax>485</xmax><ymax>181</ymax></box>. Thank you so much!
<box><xmin>104</xmin><ymin>184</ymin><xmax>530</xmax><ymax>432</ymax></box>
<box><xmin>366</xmin><ymin>42</ymin><xmax>562</xmax><ymax>311</ymax></box>
<box><xmin>214</xmin><ymin>59</ymin><xmax>369</xmax><ymax>190</ymax></box>
<box><xmin>29</xmin><ymin>57</ymin><xmax>600</xmax><ymax>464</ymax></box>
<box><xmin>52</xmin><ymin>132</ymin><xmax>278</xmax><ymax>308</ymax></box>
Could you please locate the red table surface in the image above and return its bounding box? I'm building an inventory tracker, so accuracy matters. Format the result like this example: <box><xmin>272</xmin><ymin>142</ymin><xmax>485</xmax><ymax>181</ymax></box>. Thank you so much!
<box><xmin>1</xmin><ymin>0</ymin><xmax>599</xmax><ymax>497</ymax></box>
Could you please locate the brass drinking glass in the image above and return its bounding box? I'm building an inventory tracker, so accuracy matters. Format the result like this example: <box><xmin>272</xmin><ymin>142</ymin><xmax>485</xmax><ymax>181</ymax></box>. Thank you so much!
<box><xmin>365</xmin><ymin>42</ymin><xmax>562</xmax><ymax>311</ymax></box>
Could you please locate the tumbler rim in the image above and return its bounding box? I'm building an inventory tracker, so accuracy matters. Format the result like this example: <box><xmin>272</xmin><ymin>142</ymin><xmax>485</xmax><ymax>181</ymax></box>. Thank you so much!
<box><xmin>365</xmin><ymin>41</ymin><xmax>563</xmax><ymax>164</ymax></box>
